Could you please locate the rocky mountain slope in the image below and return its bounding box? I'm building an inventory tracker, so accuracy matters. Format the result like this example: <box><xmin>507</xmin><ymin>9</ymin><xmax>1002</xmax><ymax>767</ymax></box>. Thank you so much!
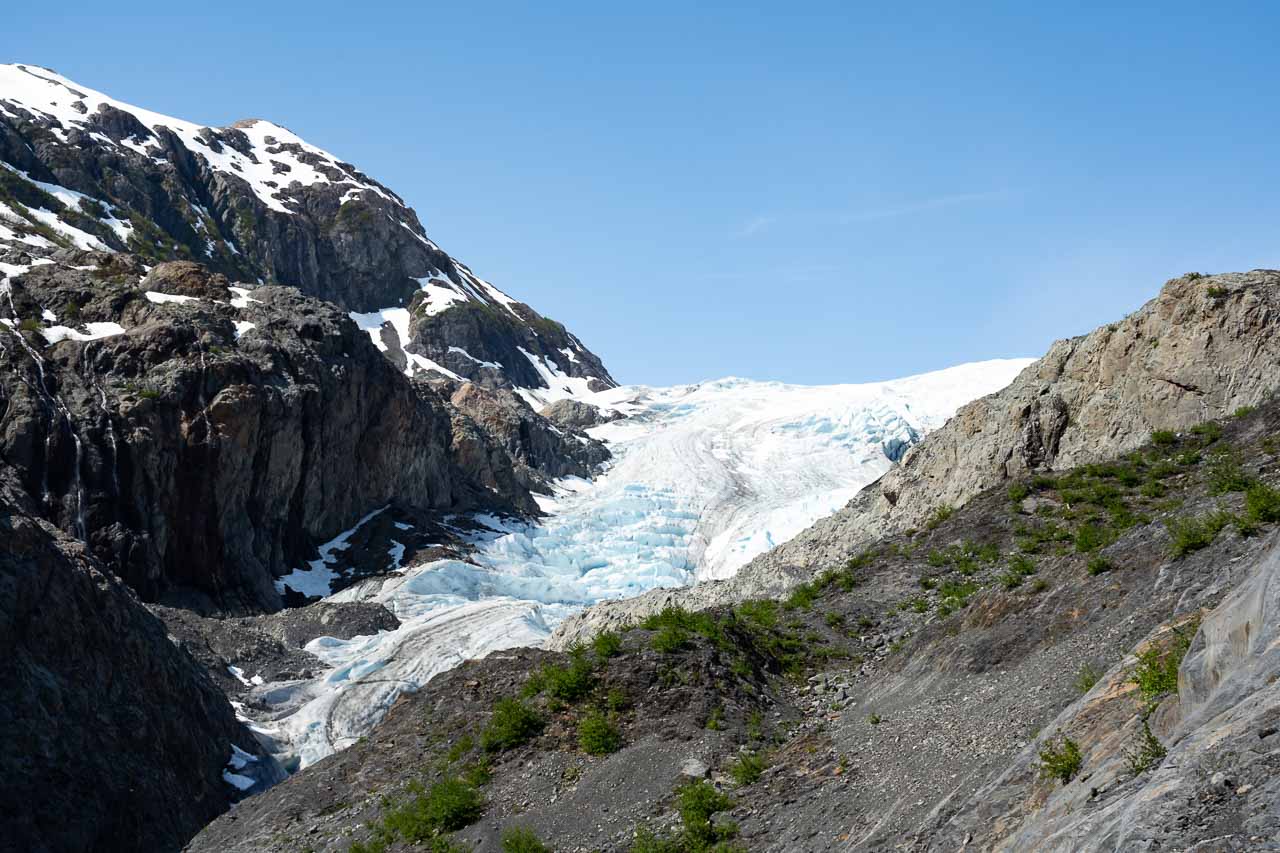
<box><xmin>0</xmin><ymin>66</ymin><xmax>620</xmax><ymax>852</ymax></box>
<box><xmin>0</xmin><ymin>465</ymin><xmax>280</xmax><ymax>853</ymax></box>
<box><xmin>0</xmin><ymin>62</ymin><xmax>613</xmax><ymax>400</ymax></box>
<box><xmin>549</xmin><ymin>270</ymin><xmax>1280</xmax><ymax>646</ymax></box>
<box><xmin>189</xmin><ymin>389</ymin><xmax>1280</xmax><ymax>852</ymax></box>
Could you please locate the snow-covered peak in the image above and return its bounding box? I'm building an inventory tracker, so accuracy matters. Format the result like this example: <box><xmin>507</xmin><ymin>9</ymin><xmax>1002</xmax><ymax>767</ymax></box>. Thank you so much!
<box><xmin>0</xmin><ymin>63</ymin><xmax>392</xmax><ymax>214</ymax></box>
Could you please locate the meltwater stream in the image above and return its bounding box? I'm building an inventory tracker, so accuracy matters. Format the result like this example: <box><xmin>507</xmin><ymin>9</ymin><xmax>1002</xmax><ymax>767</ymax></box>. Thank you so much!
<box><xmin>244</xmin><ymin>361</ymin><xmax>1032</xmax><ymax>769</ymax></box>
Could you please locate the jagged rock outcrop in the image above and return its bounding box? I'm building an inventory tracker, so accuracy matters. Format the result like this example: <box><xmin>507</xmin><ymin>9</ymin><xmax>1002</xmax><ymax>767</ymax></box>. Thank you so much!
<box><xmin>0</xmin><ymin>253</ymin><xmax>537</xmax><ymax>613</ymax></box>
<box><xmin>0</xmin><ymin>467</ymin><xmax>276</xmax><ymax>853</ymax></box>
<box><xmin>549</xmin><ymin>270</ymin><xmax>1280</xmax><ymax>647</ymax></box>
<box><xmin>448</xmin><ymin>381</ymin><xmax>609</xmax><ymax>489</ymax></box>
<box><xmin>541</xmin><ymin>397</ymin><xmax>616</xmax><ymax>431</ymax></box>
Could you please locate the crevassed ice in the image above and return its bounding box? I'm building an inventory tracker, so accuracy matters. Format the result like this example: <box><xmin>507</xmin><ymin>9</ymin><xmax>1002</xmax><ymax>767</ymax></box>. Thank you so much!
<box><xmin>257</xmin><ymin>358</ymin><xmax>1032</xmax><ymax>769</ymax></box>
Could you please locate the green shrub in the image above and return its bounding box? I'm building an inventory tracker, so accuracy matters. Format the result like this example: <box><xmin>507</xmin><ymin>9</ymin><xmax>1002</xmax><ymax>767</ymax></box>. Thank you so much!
<box><xmin>845</xmin><ymin>548</ymin><xmax>877</xmax><ymax>570</ymax></box>
<box><xmin>1165</xmin><ymin>511</ymin><xmax>1232</xmax><ymax>557</ymax></box>
<box><xmin>728</xmin><ymin>751</ymin><xmax>767</xmax><ymax>786</ymax></box>
<box><xmin>1008</xmin><ymin>555</ymin><xmax>1037</xmax><ymax>576</ymax></box>
<box><xmin>784</xmin><ymin>582</ymin><xmax>818</xmax><ymax>610</ymax></box>
<box><xmin>382</xmin><ymin>778</ymin><xmax>484</xmax><ymax>840</ymax></box>
<box><xmin>925</xmin><ymin>504</ymin><xmax>954</xmax><ymax>530</ymax></box>
<box><xmin>1207</xmin><ymin>450</ymin><xmax>1252</xmax><ymax>494</ymax></box>
<box><xmin>606</xmin><ymin>688</ymin><xmax>628</xmax><ymax>712</ymax></box>
<box><xmin>936</xmin><ymin>579</ymin><xmax>977</xmax><ymax>616</ymax></box>
<box><xmin>1086</xmin><ymin>554</ymin><xmax>1114</xmax><ymax>576</ymax></box>
<box><xmin>1073</xmin><ymin>522</ymin><xmax>1112</xmax><ymax>553</ymax></box>
<box><xmin>502</xmin><ymin>826</ymin><xmax>551</xmax><ymax>853</ymax></box>
<box><xmin>1074</xmin><ymin>662</ymin><xmax>1103</xmax><ymax>694</ymax></box>
<box><xmin>1008</xmin><ymin>481</ymin><xmax>1031</xmax><ymax>502</ymax></box>
<box><xmin>926</xmin><ymin>549</ymin><xmax>949</xmax><ymax>568</ymax></box>
<box><xmin>1124</xmin><ymin>719</ymin><xmax>1167</xmax><ymax>776</ymax></box>
<box><xmin>481</xmin><ymin>698</ymin><xmax>544</xmax><ymax>753</ymax></box>
<box><xmin>592</xmin><ymin>630</ymin><xmax>623</xmax><ymax>659</ymax></box>
<box><xmin>867</xmin><ymin>713</ymin><xmax>882</xmax><ymax>725</ymax></box>
<box><xmin>675</xmin><ymin>781</ymin><xmax>736</xmax><ymax>847</ymax></box>
<box><xmin>577</xmin><ymin>710</ymin><xmax>622</xmax><ymax>755</ymax></box>
<box><xmin>1150</xmin><ymin>429</ymin><xmax>1177</xmax><ymax>448</ymax></box>
<box><xmin>1233</xmin><ymin>405</ymin><xmax>1257</xmax><ymax>419</ymax></box>
<box><xmin>999</xmin><ymin>571</ymin><xmax>1024</xmax><ymax>590</ymax></box>
<box><xmin>1036</xmin><ymin>735</ymin><xmax>1083</xmax><ymax>785</ymax></box>
<box><xmin>18</xmin><ymin>317</ymin><xmax>41</xmax><ymax>333</ymax></box>
<box><xmin>537</xmin><ymin>655</ymin><xmax>596</xmax><ymax>701</ymax></box>
<box><xmin>1132</xmin><ymin>621</ymin><xmax>1197</xmax><ymax>704</ymax></box>
<box><xmin>919</xmin><ymin>575</ymin><xmax>938</xmax><ymax>590</ymax></box>
<box><xmin>735</xmin><ymin>599</ymin><xmax>778</xmax><ymax>629</ymax></box>
<box><xmin>704</xmin><ymin>707</ymin><xmax>723</xmax><ymax>731</ymax></box>
<box><xmin>1245</xmin><ymin>482</ymin><xmax>1280</xmax><ymax>523</ymax></box>
<box><xmin>907</xmin><ymin>596</ymin><xmax>929</xmax><ymax>614</ymax></box>
<box><xmin>1030</xmin><ymin>578</ymin><xmax>1049</xmax><ymax>593</ymax></box>
<box><xmin>824</xmin><ymin>611</ymin><xmax>844</xmax><ymax>628</ymax></box>
<box><xmin>651</xmin><ymin>624</ymin><xmax>689</xmax><ymax>653</ymax></box>
<box><xmin>1190</xmin><ymin>421</ymin><xmax>1223</xmax><ymax>444</ymax></box>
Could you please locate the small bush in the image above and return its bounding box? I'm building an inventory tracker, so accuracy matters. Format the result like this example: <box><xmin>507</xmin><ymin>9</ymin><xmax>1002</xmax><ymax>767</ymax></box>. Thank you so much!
<box><xmin>606</xmin><ymin>687</ymin><xmax>628</xmax><ymax>712</ymax></box>
<box><xmin>1008</xmin><ymin>481</ymin><xmax>1031</xmax><ymax>502</ymax></box>
<box><xmin>578</xmin><ymin>710</ymin><xmax>622</xmax><ymax>755</ymax></box>
<box><xmin>728</xmin><ymin>751</ymin><xmax>767</xmax><ymax>786</ymax></box>
<box><xmin>1124</xmin><ymin>719</ymin><xmax>1168</xmax><ymax>776</ymax></box>
<box><xmin>918</xmin><ymin>575</ymin><xmax>938</xmax><ymax>590</ymax></box>
<box><xmin>1245</xmin><ymin>482</ymin><xmax>1280</xmax><ymax>523</ymax></box>
<box><xmin>1086</xmin><ymin>554</ymin><xmax>1113</xmax><ymax>576</ymax></box>
<box><xmin>999</xmin><ymin>571</ymin><xmax>1024</xmax><ymax>589</ymax></box>
<box><xmin>1165</xmin><ymin>511</ymin><xmax>1231</xmax><ymax>558</ymax></box>
<box><xmin>867</xmin><ymin>713</ymin><xmax>882</xmax><ymax>725</ymax></box>
<box><xmin>1008</xmin><ymin>555</ymin><xmax>1037</xmax><ymax>576</ymax></box>
<box><xmin>18</xmin><ymin>317</ymin><xmax>41</xmax><ymax>333</ymax></box>
<box><xmin>735</xmin><ymin>599</ymin><xmax>778</xmax><ymax>629</ymax></box>
<box><xmin>382</xmin><ymin>778</ymin><xmax>484</xmax><ymax>840</ymax></box>
<box><xmin>784</xmin><ymin>582</ymin><xmax>818</xmax><ymax>611</ymax></box>
<box><xmin>1074</xmin><ymin>522</ymin><xmax>1112</xmax><ymax>553</ymax></box>
<box><xmin>1150</xmin><ymin>429</ymin><xmax>1177</xmax><ymax>448</ymax></box>
<box><xmin>651</xmin><ymin>624</ymin><xmax>689</xmax><ymax>653</ymax></box>
<box><xmin>1190</xmin><ymin>421</ymin><xmax>1223</xmax><ymax>444</ymax></box>
<box><xmin>1030</xmin><ymin>578</ymin><xmax>1049</xmax><ymax>593</ymax></box>
<box><xmin>1207</xmin><ymin>450</ymin><xmax>1252</xmax><ymax>495</ymax></box>
<box><xmin>704</xmin><ymin>707</ymin><xmax>723</xmax><ymax>731</ymax></box>
<box><xmin>1233</xmin><ymin>405</ymin><xmax>1257</xmax><ymax>419</ymax></box>
<box><xmin>1037</xmin><ymin>735</ymin><xmax>1083</xmax><ymax>785</ymax></box>
<box><xmin>1074</xmin><ymin>662</ymin><xmax>1103</xmax><ymax>694</ymax></box>
<box><xmin>538</xmin><ymin>656</ymin><xmax>596</xmax><ymax>701</ymax></box>
<box><xmin>1132</xmin><ymin>621</ymin><xmax>1198</xmax><ymax>704</ymax></box>
<box><xmin>481</xmin><ymin>698</ymin><xmax>544</xmax><ymax>753</ymax></box>
<box><xmin>925</xmin><ymin>504</ymin><xmax>954</xmax><ymax>530</ymax></box>
<box><xmin>675</xmin><ymin>781</ymin><xmax>736</xmax><ymax>847</ymax></box>
<box><xmin>592</xmin><ymin>630</ymin><xmax>623</xmax><ymax>659</ymax></box>
<box><xmin>502</xmin><ymin>826</ymin><xmax>551</xmax><ymax>853</ymax></box>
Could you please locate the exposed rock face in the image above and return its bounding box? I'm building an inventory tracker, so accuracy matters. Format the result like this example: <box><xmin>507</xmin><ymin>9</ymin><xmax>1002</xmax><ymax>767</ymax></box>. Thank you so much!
<box><xmin>0</xmin><ymin>468</ymin><xmax>273</xmax><ymax>853</ymax></box>
<box><xmin>449</xmin><ymin>381</ymin><xmax>609</xmax><ymax>489</ymax></box>
<box><xmin>0</xmin><ymin>62</ymin><xmax>616</xmax><ymax>401</ymax></box>
<box><xmin>549</xmin><ymin>270</ymin><xmax>1280</xmax><ymax>646</ymax></box>
<box><xmin>0</xmin><ymin>254</ymin><xmax>536</xmax><ymax>613</ymax></box>
<box><xmin>541</xmin><ymin>397</ymin><xmax>615</xmax><ymax>431</ymax></box>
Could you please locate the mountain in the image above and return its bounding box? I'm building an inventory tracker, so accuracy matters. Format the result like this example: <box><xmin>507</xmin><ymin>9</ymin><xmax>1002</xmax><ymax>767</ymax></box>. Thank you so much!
<box><xmin>0</xmin><ymin>62</ymin><xmax>613</xmax><ymax>400</ymax></box>
<box><xmin>192</xmin><ymin>271</ymin><xmax>1280</xmax><ymax>852</ymax></box>
<box><xmin>202</xmin><ymin>362</ymin><xmax>1028</xmax><ymax>771</ymax></box>
<box><xmin>549</xmin><ymin>270</ymin><xmax>1280</xmax><ymax>645</ymax></box>
<box><xmin>0</xmin><ymin>64</ymin><xmax>622</xmax><ymax>852</ymax></box>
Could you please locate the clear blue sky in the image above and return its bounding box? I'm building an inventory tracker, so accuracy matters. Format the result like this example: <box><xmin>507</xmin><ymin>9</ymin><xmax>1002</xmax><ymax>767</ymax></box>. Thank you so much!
<box><xmin>5</xmin><ymin>2</ymin><xmax>1279</xmax><ymax>385</ymax></box>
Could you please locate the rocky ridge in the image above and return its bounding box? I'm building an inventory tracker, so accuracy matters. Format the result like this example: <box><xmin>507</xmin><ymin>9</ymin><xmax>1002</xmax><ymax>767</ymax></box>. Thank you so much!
<box><xmin>189</xmin><ymin>389</ymin><xmax>1280</xmax><ymax>852</ymax></box>
<box><xmin>0</xmin><ymin>62</ymin><xmax>614</xmax><ymax>400</ymax></box>
<box><xmin>548</xmin><ymin>270</ymin><xmax>1280</xmax><ymax>647</ymax></box>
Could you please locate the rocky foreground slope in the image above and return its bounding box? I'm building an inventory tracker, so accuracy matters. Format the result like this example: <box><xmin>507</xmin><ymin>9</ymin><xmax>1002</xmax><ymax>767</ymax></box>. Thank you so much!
<box><xmin>191</xmin><ymin>379</ymin><xmax>1280</xmax><ymax>852</ymax></box>
<box><xmin>550</xmin><ymin>270</ymin><xmax>1280</xmax><ymax>646</ymax></box>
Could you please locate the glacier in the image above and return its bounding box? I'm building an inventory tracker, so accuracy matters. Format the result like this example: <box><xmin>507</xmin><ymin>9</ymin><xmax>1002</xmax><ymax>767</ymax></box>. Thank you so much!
<box><xmin>246</xmin><ymin>359</ymin><xmax>1033</xmax><ymax>769</ymax></box>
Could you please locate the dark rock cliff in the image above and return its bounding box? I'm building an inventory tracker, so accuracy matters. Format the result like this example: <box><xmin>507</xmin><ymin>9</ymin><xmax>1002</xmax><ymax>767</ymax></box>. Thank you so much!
<box><xmin>0</xmin><ymin>253</ymin><xmax>540</xmax><ymax>613</ymax></box>
<box><xmin>0</xmin><ymin>467</ymin><xmax>274</xmax><ymax>853</ymax></box>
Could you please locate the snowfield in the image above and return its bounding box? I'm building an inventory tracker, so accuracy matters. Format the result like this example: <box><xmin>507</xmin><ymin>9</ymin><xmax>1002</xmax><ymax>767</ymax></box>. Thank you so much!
<box><xmin>255</xmin><ymin>359</ymin><xmax>1033</xmax><ymax>767</ymax></box>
